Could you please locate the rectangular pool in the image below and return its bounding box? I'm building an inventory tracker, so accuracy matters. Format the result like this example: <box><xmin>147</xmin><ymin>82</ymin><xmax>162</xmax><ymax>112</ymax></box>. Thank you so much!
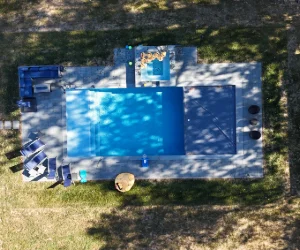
<box><xmin>66</xmin><ymin>88</ymin><xmax>185</xmax><ymax>157</ymax></box>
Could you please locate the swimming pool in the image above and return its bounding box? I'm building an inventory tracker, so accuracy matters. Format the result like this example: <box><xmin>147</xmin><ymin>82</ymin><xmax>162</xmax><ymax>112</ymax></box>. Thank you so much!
<box><xmin>66</xmin><ymin>88</ymin><xmax>185</xmax><ymax>157</ymax></box>
<box><xmin>141</xmin><ymin>52</ymin><xmax>171</xmax><ymax>81</ymax></box>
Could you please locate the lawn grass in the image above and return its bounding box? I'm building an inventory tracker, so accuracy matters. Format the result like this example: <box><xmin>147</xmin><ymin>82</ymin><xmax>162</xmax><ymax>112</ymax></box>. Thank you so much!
<box><xmin>1</xmin><ymin>202</ymin><xmax>299</xmax><ymax>249</ymax></box>
<box><xmin>286</xmin><ymin>28</ymin><xmax>300</xmax><ymax>194</ymax></box>
<box><xmin>1</xmin><ymin>24</ymin><xmax>297</xmax><ymax>249</ymax></box>
<box><xmin>0</xmin><ymin>0</ymin><xmax>297</xmax><ymax>34</ymax></box>
<box><xmin>0</xmin><ymin>26</ymin><xmax>288</xmax><ymax>208</ymax></box>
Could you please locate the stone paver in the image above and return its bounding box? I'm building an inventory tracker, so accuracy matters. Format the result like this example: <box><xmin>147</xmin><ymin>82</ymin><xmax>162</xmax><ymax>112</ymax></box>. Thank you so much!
<box><xmin>4</xmin><ymin>121</ymin><xmax>11</xmax><ymax>129</ymax></box>
<box><xmin>12</xmin><ymin>121</ymin><xmax>20</xmax><ymax>130</ymax></box>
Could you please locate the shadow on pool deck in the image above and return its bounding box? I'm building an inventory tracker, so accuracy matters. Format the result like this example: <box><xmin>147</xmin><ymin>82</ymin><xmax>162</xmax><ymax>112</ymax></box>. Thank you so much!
<box><xmin>20</xmin><ymin>47</ymin><xmax>263</xmax><ymax>181</ymax></box>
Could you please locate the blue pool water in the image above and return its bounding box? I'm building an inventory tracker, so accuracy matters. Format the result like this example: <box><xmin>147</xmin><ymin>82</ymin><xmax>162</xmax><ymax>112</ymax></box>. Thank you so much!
<box><xmin>141</xmin><ymin>52</ymin><xmax>171</xmax><ymax>81</ymax></box>
<box><xmin>66</xmin><ymin>88</ymin><xmax>185</xmax><ymax>157</ymax></box>
<box><xmin>184</xmin><ymin>86</ymin><xmax>236</xmax><ymax>154</ymax></box>
<box><xmin>147</xmin><ymin>59</ymin><xmax>163</xmax><ymax>75</ymax></box>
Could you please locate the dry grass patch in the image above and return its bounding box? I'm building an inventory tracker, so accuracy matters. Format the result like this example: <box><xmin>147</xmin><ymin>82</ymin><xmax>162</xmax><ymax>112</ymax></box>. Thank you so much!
<box><xmin>1</xmin><ymin>203</ymin><xmax>299</xmax><ymax>249</ymax></box>
<box><xmin>0</xmin><ymin>0</ymin><xmax>299</xmax><ymax>32</ymax></box>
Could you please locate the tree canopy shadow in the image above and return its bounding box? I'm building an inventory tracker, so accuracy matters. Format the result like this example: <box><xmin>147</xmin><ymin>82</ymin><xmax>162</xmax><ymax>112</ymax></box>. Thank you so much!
<box><xmin>86</xmin><ymin>206</ymin><xmax>236</xmax><ymax>249</ymax></box>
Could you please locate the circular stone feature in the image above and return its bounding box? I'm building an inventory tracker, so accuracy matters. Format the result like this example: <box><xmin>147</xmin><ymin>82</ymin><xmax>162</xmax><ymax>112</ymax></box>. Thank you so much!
<box><xmin>115</xmin><ymin>173</ymin><xmax>135</xmax><ymax>192</ymax></box>
<box><xmin>248</xmin><ymin>105</ymin><xmax>260</xmax><ymax>114</ymax></box>
<box><xmin>249</xmin><ymin>131</ymin><xmax>261</xmax><ymax>140</ymax></box>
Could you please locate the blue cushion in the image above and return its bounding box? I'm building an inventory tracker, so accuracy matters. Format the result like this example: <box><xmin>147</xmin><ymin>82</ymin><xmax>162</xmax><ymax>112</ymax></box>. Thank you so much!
<box><xmin>20</xmin><ymin>87</ymin><xmax>33</xmax><ymax>97</ymax></box>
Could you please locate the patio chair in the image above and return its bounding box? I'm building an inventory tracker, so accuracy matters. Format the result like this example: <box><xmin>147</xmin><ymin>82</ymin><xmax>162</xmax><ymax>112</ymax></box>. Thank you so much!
<box><xmin>20</xmin><ymin>138</ymin><xmax>45</xmax><ymax>157</ymax></box>
<box><xmin>24</xmin><ymin>150</ymin><xmax>47</xmax><ymax>171</ymax></box>
<box><xmin>62</xmin><ymin>164</ymin><xmax>73</xmax><ymax>187</ymax></box>
<box><xmin>47</xmin><ymin>158</ymin><xmax>57</xmax><ymax>180</ymax></box>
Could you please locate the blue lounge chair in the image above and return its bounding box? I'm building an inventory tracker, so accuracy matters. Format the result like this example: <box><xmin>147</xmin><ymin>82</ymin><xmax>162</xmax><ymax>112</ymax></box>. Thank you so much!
<box><xmin>20</xmin><ymin>138</ymin><xmax>45</xmax><ymax>157</ymax></box>
<box><xmin>62</xmin><ymin>164</ymin><xmax>72</xmax><ymax>187</ymax></box>
<box><xmin>24</xmin><ymin>150</ymin><xmax>47</xmax><ymax>171</ymax></box>
<box><xmin>141</xmin><ymin>156</ymin><xmax>149</xmax><ymax>168</ymax></box>
<box><xmin>48</xmin><ymin>158</ymin><xmax>56</xmax><ymax>180</ymax></box>
<box><xmin>79</xmin><ymin>170</ymin><xmax>87</xmax><ymax>183</ymax></box>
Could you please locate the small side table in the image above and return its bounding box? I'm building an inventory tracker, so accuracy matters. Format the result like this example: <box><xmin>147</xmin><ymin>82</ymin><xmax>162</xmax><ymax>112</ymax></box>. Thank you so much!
<box><xmin>71</xmin><ymin>172</ymin><xmax>79</xmax><ymax>181</ymax></box>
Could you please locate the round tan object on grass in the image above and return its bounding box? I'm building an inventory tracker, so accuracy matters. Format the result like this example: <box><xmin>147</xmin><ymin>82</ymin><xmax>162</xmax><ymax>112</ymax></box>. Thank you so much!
<box><xmin>115</xmin><ymin>173</ymin><xmax>135</xmax><ymax>192</ymax></box>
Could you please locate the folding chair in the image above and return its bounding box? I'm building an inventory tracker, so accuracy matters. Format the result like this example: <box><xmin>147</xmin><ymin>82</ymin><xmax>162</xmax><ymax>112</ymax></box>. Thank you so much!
<box><xmin>20</xmin><ymin>138</ymin><xmax>45</xmax><ymax>157</ymax></box>
<box><xmin>62</xmin><ymin>164</ymin><xmax>73</xmax><ymax>187</ymax></box>
<box><xmin>24</xmin><ymin>150</ymin><xmax>47</xmax><ymax>171</ymax></box>
<box><xmin>48</xmin><ymin>158</ymin><xmax>57</xmax><ymax>180</ymax></box>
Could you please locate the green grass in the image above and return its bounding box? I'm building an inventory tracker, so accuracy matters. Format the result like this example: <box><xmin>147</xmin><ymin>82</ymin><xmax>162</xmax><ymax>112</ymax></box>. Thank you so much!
<box><xmin>0</xmin><ymin>26</ymin><xmax>289</xmax><ymax>208</ymax></box>
<box><xmin>36</xmin><ymin>177</ymin><xmax>283</xmax><ymax>207</ymax></box>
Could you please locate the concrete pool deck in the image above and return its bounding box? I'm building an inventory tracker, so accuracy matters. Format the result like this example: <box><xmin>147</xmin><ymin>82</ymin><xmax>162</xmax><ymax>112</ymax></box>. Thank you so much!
<box><xmin>21</xmin><ymin>46</ymin><xmax>263</xmax><ymax>181</ymax></box>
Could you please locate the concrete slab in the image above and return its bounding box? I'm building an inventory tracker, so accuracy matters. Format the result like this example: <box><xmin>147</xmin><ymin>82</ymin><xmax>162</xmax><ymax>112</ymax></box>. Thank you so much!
<box><xmin>12</xmin><ymin>121</ymin><xmax>20</xmax><ymax>130</ymax></box>
<box><xmin>175</xmin><ymin>47</ymin><xmax>197</xmax><ymax>65</ymax></box>
<box><xmin>20</xmin><ymin>47</ymin><xmax>263</xmax><ymax>181</ymax></box>
<box><xmin>4</xmin><ymin>121</ymin><xmax>11</xmax><ymax>129</ymax></box>
<box><xmin>61</xmin><ymin>66</ymin><xmax>127</xmax><ymax>89</ymax></box>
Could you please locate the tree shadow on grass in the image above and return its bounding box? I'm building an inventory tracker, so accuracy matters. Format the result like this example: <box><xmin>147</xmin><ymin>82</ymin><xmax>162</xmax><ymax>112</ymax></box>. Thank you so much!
<box><xmin>86</xmin><ymin>206</ymin><xmax>237</xmax><ymax>249</ymax></box>
<box><xmin>86</xmin><ymin>201</ymin><xmax>300</xmax><ymax>249</ymax></box>
<box><xmin>287</xmin><ymin>218</ymin><xmax>300</xmax><ymax>249</ymax></box>
<box><xmin>9</xmin><ymin>163</ymin><xmax>23</xmax><ymax>173</ymax></box>
<box><xmin>5</xmin><ymin>148</ymin><xmax>22</xmax><ymax>160</ymax></box>
<box><xmin>286</xmin><ymin>70</ymin><xmax>300</xmax><ymax>195</ymax></box>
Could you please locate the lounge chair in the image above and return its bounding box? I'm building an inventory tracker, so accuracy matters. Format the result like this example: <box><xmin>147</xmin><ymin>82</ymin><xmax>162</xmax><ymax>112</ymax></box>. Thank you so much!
<box><xmin>20</xmin><ymin>138</ymin><xmax>45</xmax><ymax>157</ymax></box>
<box><xmin>24</xmin><ymin>150</ymin><xmax>47</xmax><ymax>171</ymax></box>
<box><xmin>48</xmin><ymin>158</ymin><xmax>57</xmax><ymax>179</ymax></box>
<box><xmin>62</xmin><ymin>164</ymin><xmax>72</xmax><ymax>187</ymax></box>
